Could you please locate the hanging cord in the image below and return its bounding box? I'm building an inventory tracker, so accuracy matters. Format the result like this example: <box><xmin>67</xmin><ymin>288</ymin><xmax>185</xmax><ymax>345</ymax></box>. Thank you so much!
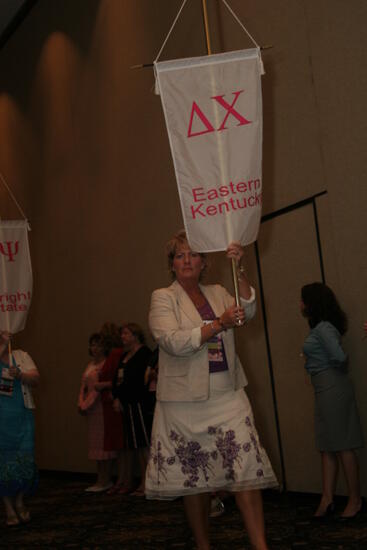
<box><xmin>221</xmin><ymin>0</ymin><xmax>260</xmax><ymax>49</ymax></box>
<box><xmin>154</xmin><ymin>0</ymin><xmax>189</xmax><ymax>63</ymax></box>
<box><xmin>0</xmin><ymin>171</ymin><xmax>27</xmax><ymax>221</ymax></box>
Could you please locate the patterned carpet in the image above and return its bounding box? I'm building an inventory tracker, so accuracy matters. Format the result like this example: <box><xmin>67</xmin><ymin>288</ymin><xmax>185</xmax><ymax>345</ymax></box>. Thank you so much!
<box><xmin>1</xmin><ymin>472</ymin><xmax>367</xmax><ymax>549</ymax></box>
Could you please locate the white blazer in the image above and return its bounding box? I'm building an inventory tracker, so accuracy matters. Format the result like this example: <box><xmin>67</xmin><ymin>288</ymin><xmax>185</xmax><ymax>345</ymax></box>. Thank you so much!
<box><xmin>148</xmin><ymin>280</ymin><xmax>256</xmax><ymax>402</ymax></box>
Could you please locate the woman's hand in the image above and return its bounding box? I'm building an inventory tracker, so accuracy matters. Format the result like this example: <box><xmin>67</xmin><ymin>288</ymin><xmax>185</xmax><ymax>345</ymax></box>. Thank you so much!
<box><xmin>226</xmin><ymin>241</ymin><xmax>252</xmax><ymax>301</ymax></box>
<box><xmin>220</xmin><ymin>304</ymin><xmax>246</xmax><ymax>329</ymax></box>
<box><xmin>226</xmin><ymin>241</ymin><xmax>244</xmax><ymax>265</ymax></box>
<box><xmin>9</xmin><ymin>365</ymin><xmax>21</xmax><ymax>379</ymax></box>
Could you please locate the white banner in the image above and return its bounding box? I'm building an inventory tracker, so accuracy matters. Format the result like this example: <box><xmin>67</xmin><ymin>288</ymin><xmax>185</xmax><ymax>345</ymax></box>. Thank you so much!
<box><xmin>155</xmin><ymin>48</ymin><xmax>263</xmax><ymax>252</ymax></box>
<box><xmin>0</xmin><ymin>220</ymin><xmax>32</xmax><ymax>333</ymax></box>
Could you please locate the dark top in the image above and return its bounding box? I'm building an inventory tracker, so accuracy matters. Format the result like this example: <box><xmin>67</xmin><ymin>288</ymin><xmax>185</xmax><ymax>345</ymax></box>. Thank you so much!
<box><xmin>112</xmin><ymin>345</ymin><xmax>151</xmax><ymax>404</ymax></box>
<box><xmin>148</xmin><ymin>347</ymin><xmax>159</xmax><ymax>369</ymax></box>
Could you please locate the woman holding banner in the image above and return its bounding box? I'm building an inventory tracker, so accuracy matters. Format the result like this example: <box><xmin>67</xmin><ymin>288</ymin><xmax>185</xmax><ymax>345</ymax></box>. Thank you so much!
<box><xmin>0</xmin><ymin>331</ymin><xmax>39</xmax><ymax>526</ymax></box>
<box><xmin>145</xmin><ymin>230</ymin><xmax>277</xmax><ymax>550</ymax></box>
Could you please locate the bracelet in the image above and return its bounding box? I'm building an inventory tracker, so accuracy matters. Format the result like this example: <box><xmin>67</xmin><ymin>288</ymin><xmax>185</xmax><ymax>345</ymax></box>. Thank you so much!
<box><xmin>216</xmin><ymin>317</ymin><xmax>226</xmax><ymax>331</ymax></box>
<box><xmin>237</xmin><ymin>264</ymin><xmax>246</xmax><ymax>281</ymax></box>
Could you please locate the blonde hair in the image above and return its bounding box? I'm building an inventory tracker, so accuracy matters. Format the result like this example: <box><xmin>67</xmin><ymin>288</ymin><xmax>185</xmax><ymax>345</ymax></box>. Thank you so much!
<box><xmin>166</xmin><ymin>230</ymin><xmax>207</xmax><ymax>280</ymax></box>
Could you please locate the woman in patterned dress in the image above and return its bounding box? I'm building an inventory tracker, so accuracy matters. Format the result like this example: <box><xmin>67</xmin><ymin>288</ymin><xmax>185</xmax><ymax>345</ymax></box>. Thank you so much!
<box><xmin>145</xmin><ymin>231</ymin><xmax>277</xmax><ymax>550</ymax></box>
<box><xmin>0</xmin><ymin>331</ymin><xmax>39</xmax><ymax>526</ymax></box>
<box><xmin>78</xmin><ymin>333</ymin><xmax>118</xmax><ymax>492</ymax></box>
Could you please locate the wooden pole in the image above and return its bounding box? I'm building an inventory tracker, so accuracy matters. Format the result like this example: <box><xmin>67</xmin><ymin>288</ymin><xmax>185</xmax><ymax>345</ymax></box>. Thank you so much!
<box><xmin>200</xmin><ymin>0</ymin><xmax>241</xmax><ymax>309</ymax></box>
<box><xmin>201</xmin><ymin>0</ymin><xmax>212</xmax><ymax>55</ymax></box>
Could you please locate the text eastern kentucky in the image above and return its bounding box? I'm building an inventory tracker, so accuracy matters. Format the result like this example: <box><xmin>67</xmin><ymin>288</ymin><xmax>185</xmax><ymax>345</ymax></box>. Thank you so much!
<box><xmin>189</xmin><ymin>179</ymin><xmax>262</xmax><ymax>219</ymax></box>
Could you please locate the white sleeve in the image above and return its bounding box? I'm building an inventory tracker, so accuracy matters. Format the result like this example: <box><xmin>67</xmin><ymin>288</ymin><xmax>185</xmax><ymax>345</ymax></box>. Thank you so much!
<box><xmin>16</xmin><ymin>350</ymin><xmax>39</xmax><ymax>374</ymax></box>
<box><xmin>240</xmin><ymin>287</ymin><xmax>256</xmax><ymax>321</ymax></box>
<box><xmin>149</xmin><ymin>289</ymin><xmax>203</xmax><ymax>357</ymax></box>
<box><xmin>221</xmin><ymin>284</ymin><xmax>257</xmax><ymax>320</ymax></box>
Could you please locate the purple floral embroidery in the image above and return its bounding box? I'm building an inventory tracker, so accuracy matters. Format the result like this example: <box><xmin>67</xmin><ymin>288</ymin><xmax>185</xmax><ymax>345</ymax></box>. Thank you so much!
<box><xmin>250</xmin><ymin>432</ymin><xmax>263</xmax><ymax>465</ymax></box>
<box><xmin>210</xmin><ymin>427</ymin><xmax>241</xmax><ymax>481</ymax></box>
<box><xmin>149</xmin><ymin>423</ymin><xmax>268</xmax><ymax>490</ymax></box>
<box><xmin>168</xmin><ymin>431</ymin><xmax>212</xmax><ymax>488</ymax></box>
<box><xmin>243</xmin><ymin>442</ymin><xmax>251</xmax><ymax>453</ymax></box>
<box><xmin>169</xmin><ymin>431</ymin><xmax>180</xmax><ymax>442</ymax></box>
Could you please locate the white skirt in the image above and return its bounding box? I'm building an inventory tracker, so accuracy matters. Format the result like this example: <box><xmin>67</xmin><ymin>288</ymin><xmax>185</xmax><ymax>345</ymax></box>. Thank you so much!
<box><xmin>145</xmin><ymin>371</ymin><xmax>277</xmax><ymax>500</ymax></box>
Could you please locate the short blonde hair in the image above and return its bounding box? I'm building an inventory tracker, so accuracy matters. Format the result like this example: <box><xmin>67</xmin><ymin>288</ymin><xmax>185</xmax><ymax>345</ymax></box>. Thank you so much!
<box><xmin>166</xmin><ymin>230</ymin><xmax>207</xmax><ymax>280</ymax></box>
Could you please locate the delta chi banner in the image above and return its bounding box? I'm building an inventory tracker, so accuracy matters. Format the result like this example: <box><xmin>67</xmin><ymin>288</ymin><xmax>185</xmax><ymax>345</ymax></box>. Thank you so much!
<box><xmin>0</xmin><ymin>220</ymin><xmax>32</xmax><ymax>333</ymax></box>
<box><xmin>155</xmin><ymin>48</ymin><xmax>264</xmax><ymax>252</ymax></box>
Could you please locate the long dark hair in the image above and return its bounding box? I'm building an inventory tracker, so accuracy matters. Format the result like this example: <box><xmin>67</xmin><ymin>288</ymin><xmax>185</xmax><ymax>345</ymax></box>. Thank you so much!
<box><xmin>301</xmin><ymin>282</ymin><xmax>347</xmax><ymax>334</ymax></box>
<box><xmin>88</xmin><ymin>333</ymin><xmax>104</xmax><ymax>358</ymax></box>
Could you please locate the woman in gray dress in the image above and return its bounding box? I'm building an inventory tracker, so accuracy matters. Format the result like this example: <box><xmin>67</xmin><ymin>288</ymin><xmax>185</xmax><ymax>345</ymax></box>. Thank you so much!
<box><xmin>301</xmin><ymin>283</ymin><xmax>364</xmax><ymax>519</ymax></box>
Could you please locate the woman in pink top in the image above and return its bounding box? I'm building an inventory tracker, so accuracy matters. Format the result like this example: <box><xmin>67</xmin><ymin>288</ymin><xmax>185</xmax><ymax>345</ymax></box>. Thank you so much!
<box><xmin>78</xmin><ymin>333</ymin><xmax>117</xmax><ymax>492</ymax></box>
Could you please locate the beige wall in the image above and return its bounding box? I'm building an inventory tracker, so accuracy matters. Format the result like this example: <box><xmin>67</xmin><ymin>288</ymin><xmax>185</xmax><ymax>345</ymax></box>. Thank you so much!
<box><xmin>0</xmin><ymin>0</ymin><xmax>366</xmax><ymax>494</ymax></box>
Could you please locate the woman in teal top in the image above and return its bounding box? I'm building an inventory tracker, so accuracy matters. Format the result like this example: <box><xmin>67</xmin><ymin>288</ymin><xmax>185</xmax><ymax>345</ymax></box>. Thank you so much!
<box><xmin>0</xmin><ymin>331</ymin><xmax>39</xmax><ymax>526</ymax></box>
<box><xmin>301</xmin><ymin>283</ymin><xmax>364</xmax><ymax>519</ymax></box>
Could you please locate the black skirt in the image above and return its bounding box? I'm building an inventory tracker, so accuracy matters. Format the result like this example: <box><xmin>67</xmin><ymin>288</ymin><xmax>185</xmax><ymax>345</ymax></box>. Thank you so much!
<box><xmin>122</xmin><ymin>401</ymin><xmax>151</xmax><ymax>449</ymax></box>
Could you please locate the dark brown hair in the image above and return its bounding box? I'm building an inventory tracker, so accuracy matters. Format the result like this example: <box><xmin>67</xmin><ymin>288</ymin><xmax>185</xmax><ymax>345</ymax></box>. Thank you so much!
<box><xmin>301</xmin><ymin>282</ymin><xmax>347</xmax><ymax>334</ymax></box>
<box><xmin>121</xmin><ymin>322</ymin><xmax>146</xmax><ymax>345</ymax></box>
<box><xmin>99</xmin><ymin>322</ymin><xmax>123</xmax><ymax>355</ymax></box>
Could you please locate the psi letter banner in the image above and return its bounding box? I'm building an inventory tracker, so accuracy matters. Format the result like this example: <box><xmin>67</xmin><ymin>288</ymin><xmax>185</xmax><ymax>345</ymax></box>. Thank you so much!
<box><xmin>155</xmin><ymin>48</ymin><xmax>263</xmax><ymax>252</ymax></box>
<box><xmin>0</xmin><ymin>220</ymin><xmax>32</xmax><ymax>333</ymax></box>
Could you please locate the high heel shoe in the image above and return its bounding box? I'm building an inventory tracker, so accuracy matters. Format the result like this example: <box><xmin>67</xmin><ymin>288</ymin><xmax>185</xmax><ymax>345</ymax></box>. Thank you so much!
<box><xmin>338</xmin><ymin>498</ymin><xmax>365</xmax><ymax>521</ymax></box>
<box><xmin>312</xmin><ymin>501</ymin><xmax>335</xmax><ymax>520</ymax></box>
<box><xmin>106</xmin><ymin>483</ymin><xmax>123</xmax><ymax>495</ymax></box>
<box><xmin>17</xmin><ymin>508</ymin><xmax>31</xmax><ymax>523</ymax></box>
<box><xmin>15</xmin><ymin>504</ymin><xmax>31</xmax><ymax>523</ymax></box>
<box><xmin>6</xmin><ymin>514</ymin><xmax>20</xmax><ymax>527</ymax></box>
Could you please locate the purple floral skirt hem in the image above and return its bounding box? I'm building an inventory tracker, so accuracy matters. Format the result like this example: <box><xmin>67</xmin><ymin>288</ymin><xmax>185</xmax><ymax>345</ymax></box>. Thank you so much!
<box><xmin>145</xmin><ymin>373</ymin><xmax>277</xmax><ymax>500</ymax></box>
<box><xmin>146</xmin><ymin>475</ymin><xmax>278</xmax><ymax>500</ymax></box>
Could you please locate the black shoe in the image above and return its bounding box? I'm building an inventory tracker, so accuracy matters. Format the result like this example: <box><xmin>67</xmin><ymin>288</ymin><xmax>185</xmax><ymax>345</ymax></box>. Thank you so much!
<box><xmin>338</xmin><ymin>498</ymin><xmax>365</xmax><ymax>521</ymax></box>
<box><xmin>312</xmin><ymin>501</ymin><xmax>335</xmax><ymax>520</ymax></box>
